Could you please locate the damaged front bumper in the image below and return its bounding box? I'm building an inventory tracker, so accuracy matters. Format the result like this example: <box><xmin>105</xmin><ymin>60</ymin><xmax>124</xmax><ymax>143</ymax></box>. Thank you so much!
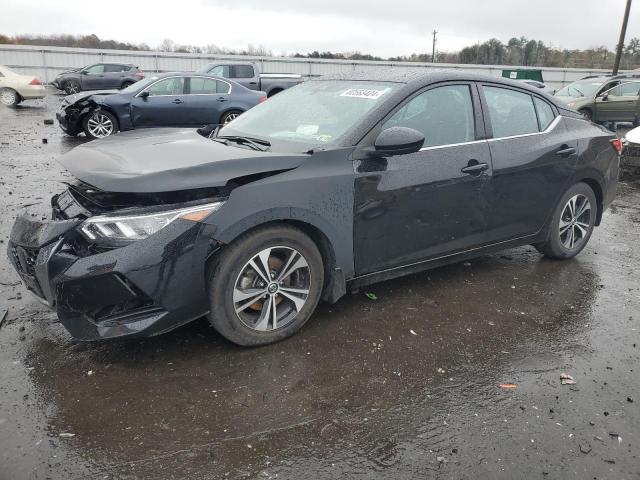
<box><xmin>56</xmin><ymin>107</ymin><xmax>82</xmax><ymax>136</ymax></box>
<box><xmin>8</xmin><ymin>212</ymin><xmax>217</xmax><ymax>340</ymax></box>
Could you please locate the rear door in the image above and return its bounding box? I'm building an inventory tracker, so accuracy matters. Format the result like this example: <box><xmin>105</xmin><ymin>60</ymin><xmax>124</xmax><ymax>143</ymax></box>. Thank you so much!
<box><xmin>479</xmin><ymin>84</ymin><xmax>578</xmax><ymax>242</ymax></box>
<box><xmin>183</xmin><ymin>76</ymin><xmax>231</xmax><ymax>125</ymax></box>
<box><xmin>595</xmin><ymin>81</ymin><xmax>640</xmax><ymax>122</ymax></box>
<box><xmin>130</xmin><ymin>76</ymin><xmax>189</xmax><ymax>127</ymax></box>
<box><xmin>102</xmin><ymin>64</ymin><xmax>129</xmax><ymax>89</ymax></box>
<box><xmin>353</xmin><ymin>82</ymin><xmax>494</xmax><ymax>274</ymax></box>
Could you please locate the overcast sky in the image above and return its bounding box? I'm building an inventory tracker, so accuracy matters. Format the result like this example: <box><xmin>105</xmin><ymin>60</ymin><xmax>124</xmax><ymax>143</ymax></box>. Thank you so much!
<box><xmin>2</xmin><ymin>0</ymin><xmax>639</xmax><ymax>57</ymax></box>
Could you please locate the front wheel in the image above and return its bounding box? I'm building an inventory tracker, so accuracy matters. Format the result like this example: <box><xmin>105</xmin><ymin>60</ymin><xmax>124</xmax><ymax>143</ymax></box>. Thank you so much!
<box><xmin>82</xmin><ymin>110</ymin><xmax>119</xmax><ymax>139</ymax></box>
<box><xmin>220</xmin><ymin>110</ymin><xmax>243</xmax><ymax>125</ymax></box>
<box><xmin>0</xmin><ymin>88</ymin><xmax>20</xmax><ymax>107</ymax></box>
<box><xmin>207</xmin><ymin>225</ymin><xmax>324</xmax><ymax>346</ymax></box>
<box><xmin>535</xmin><ymin>182</ymin><xmax>597</xmax><ymax>259</ymax></box>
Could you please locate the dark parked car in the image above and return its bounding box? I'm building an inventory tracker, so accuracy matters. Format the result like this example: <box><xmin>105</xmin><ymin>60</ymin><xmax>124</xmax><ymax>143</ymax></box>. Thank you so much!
<box><xmin>9</xmin><ymin>71</ymin><xmax>620</xmax><ymax>346</ymax></box>
<box><xmin>56</xmin><ymin>73</ymin><xmax>266</xmax><ymax>139</ymax></box>
<box><xmin>197</xmin><ymin>62</ymin><xmax>302</xmax><ymax>96</ymax></box>
<box><xmin>52</xmin><ymin>63</ymin><xmax>145</xmax><ymax>94</ymax></box>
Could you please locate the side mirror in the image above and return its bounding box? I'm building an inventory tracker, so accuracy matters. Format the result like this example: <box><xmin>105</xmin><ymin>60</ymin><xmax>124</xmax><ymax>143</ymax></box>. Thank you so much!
<box><xmin>139</xmin><ymin>91</ymin><xmax>150</xmax><ymax>99</ymax></box>
<box><xmin>80</xmin><ymin>70</ymin><xmax>88</xmax><ymax>75</ymax></box>
<box><xmin>600</xmin><ymin>93</ymin><xmax>609</xmax><ymax>101</ymax></box>
<box><xmin>373</xmin><ymin>127</ymin><xmax>425</xmax><ymax>156</ymax></box>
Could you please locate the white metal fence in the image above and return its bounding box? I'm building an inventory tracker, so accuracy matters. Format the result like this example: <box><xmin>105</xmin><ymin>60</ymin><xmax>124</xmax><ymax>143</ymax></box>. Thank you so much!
<box><xmin>0</xmin><ymin>44</ymin><xmax>623</xmax><ymax>90</ymax></box>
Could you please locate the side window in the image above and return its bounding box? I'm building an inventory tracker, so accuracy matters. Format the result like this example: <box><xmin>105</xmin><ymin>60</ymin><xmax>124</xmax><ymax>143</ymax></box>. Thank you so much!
<box><xmin>189</xmin><ymin>77</ymin><xmax>219</xmax><ymax>94</ymax></box>
<box><xmin>606</xmin><ymin>85</ymin><xmax>622</xmax><ymax>97</ymax></box>
<box><xmin>484</xmin><ymin>86</ymin><xmax>539</xmax><ymax>137</ymax></box>
<box><xmin>618</xmin><ymin>82</ymin><xmax>640</xmax><ymax>97</ymax></box>
<box><xmin>104</xmin><ymin>64</ymin><xmax>126</xmax><ymax>73</ymax></box>
<box><xmin>216</xmin><ymin>80</ymin><xmax>231</xmax><ymax>94</ymax></box>
<box><xmin>209</xmin><ymin>65</ymin><xmax>230</xmax><ymax>78</ymax></box>
<box><xmin>232</xmin><ymin>65</ymin><xmax>255</xmax><ymax>79</ymax></box>
<box><xmin>383</xmin><ymin>84</ymin><xmax>475</xmax><ymax>147</ymax></box>
<box><xmin>533</xmin><ymin>97</ymin><xmax>556</xmax><ymax>130</ymax></box>
<box><xmin>84</xmin><ymin>64</ymin><xmax>104</xmax><ymax>74</ymax></box>
<box><xmin>145</xmin><ymin>77</ymin><xmax>185</xmax><ymax>96</ymax></box>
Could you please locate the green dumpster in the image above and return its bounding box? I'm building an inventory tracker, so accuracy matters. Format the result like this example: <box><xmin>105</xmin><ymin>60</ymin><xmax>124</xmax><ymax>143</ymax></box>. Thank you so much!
<box><xmin>501</xmin><ymin>69</ymin><xmax>544</xmax><ymax>82</ymax></box>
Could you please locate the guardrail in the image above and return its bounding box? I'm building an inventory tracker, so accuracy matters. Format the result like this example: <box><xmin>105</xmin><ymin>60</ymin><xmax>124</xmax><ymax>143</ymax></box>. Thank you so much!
<box><xmin>0</xmin><ymin>44</ymin><xmax>622</xmax><ymax>90</ymax></box>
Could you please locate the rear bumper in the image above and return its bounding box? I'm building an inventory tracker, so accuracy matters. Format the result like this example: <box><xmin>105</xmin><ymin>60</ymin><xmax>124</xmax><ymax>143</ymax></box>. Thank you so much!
<box><xmin>8</xmin><ymin>213</ymin><xmax>216</xmax><ymax>340</ymax></box>
<box><xmin>17</xmin><ymin>84</ymin><xmax>46</xmax><ymax>100</ymax></box>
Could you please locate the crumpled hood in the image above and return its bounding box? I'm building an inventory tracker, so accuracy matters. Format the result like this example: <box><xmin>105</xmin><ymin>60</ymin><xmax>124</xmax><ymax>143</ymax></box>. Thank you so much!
<box><xmin>63</xmin><ymin>90</ymin><xmax>120</xmax><ymax>106</ymax></box>
<box><xmin>57</xmin><ymin>128</ymin><xmax>309</xmax><ymax>193</ymax></box>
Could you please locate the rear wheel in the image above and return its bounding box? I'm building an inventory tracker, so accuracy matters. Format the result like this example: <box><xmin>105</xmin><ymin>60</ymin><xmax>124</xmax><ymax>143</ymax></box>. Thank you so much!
<box><xmin>64</xmin><ymin>80</ymin><xmax>81</xmax><ymax>94</ymax></box>
<box><xmin>220</xmin><ymin>110</ymin><xmax>243</xmax><ymax>125</ymax></box>
<box><xmin>0</xmin><ymin>88</ymin><xmax>19</xmax><ymax>106</ymax></box>
<box><xmin>82</xmin><ymin>110</ymin><xmax>119</xmax><ymax>139</ymax></box>
<box><xmin>207</xmin><ymin>225</ymin><xmax>324</xmax><ymax>346</ymax></box>
<box><xmin>535</xmin><ymin>182</ymin><xmax>597</xmax><ymax>259</ymax></box>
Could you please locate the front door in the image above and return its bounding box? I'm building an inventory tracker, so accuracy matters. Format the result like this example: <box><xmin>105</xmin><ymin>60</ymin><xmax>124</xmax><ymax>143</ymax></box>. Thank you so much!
<box><xmin>81</xmin><ymin>64</ymin><xmax>108</xmax><ymax>90</ymax></box>
<box><xmin>130</xmin><ymin>77</ymin><xmax>189</xmax><ymax>127</ymax></box>
<box><xmin>353</xmin><ymin>83</ymin><xmax>493</xmax><ymax>275</ymax></box>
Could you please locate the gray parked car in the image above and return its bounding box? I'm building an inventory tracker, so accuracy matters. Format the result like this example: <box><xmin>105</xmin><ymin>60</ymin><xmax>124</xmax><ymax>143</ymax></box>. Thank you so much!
<box><xmin>51</xmin><ymin>63</ymin><xmax>145</xmax><ymax>94</ymax></box>
<box><xmin>197</xmin><ymin>62</ymin><xmax>302</xmax><ymax>97</ymax></box>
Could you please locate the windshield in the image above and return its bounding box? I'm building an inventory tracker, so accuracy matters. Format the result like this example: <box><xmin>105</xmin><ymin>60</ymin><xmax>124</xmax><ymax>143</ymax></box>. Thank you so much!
<box><xmin>120</xmin><ymin>76</ymin><xmax>158</xmax><ymax>94</ymax></box>
<box><xmin>219</xmin><ymin>80</ymin><xmax>399</xmax><ymax>149</ymax></box>
<box><xmin>555</xmin><ymin>80</ymin><xmax>604</xmax><ymax>98</ymax></box>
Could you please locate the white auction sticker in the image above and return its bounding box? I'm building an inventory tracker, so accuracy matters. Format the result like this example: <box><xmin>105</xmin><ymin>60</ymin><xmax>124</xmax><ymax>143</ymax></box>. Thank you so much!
<box><xmin>340</xmin><ymin>88</ymin><xmax>390</xmax><ymax>99</ymax></box>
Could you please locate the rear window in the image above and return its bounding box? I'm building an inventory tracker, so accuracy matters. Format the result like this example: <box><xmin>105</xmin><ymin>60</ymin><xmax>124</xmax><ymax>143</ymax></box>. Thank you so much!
<box><xmin>232</xmin><ymin>65</ymin><xmax>254</xmax><ymax>79</ymax></box>
<box><xmin>484</xmin><ymin>86</ymin><xmax>539</xmax><ymax>138</ymax></box>
<box><xmin>534</xmin><ymin>97</ymin><xmax>555</xmax><ymax>130</ymax></box>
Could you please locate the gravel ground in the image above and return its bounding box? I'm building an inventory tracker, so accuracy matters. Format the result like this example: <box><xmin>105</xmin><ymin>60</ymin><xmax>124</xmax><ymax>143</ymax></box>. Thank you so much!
<box><xmin>0</xmin><ymin>89</ymin><xmax>639</xmax><ymax>479</ymax></box>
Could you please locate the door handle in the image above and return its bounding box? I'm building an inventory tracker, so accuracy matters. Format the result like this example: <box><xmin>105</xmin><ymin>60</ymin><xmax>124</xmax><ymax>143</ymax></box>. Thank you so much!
<box><xmin>217</xmin><ymin>97</ymin><xmax>228</xmax><ymax>102</ymax></box>
<box><xmin>172</xmin><ymin>99</ymin><xmax>184</xmax><ymax>104</ymax></box>
<box><xmin>461</xmin><ymin>161</ymin><xmax>489</xmax><ymax>175</ymax></box>
<box><xmin>555</xmin><ymin>146</ymin><xmax>577</xmax><ymax>157</ymax></box>
<box><xmin>249</xmin><ymin>81</ymin><xmax>257</xmax><ymax>85</ymax></box>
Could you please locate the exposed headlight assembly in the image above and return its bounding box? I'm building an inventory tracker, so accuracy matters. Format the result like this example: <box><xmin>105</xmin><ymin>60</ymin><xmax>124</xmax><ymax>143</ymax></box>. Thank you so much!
<box><xmin>80</xmin><ymin>201</ymin><xmax>224</xmax><ymax>245</ymax></box>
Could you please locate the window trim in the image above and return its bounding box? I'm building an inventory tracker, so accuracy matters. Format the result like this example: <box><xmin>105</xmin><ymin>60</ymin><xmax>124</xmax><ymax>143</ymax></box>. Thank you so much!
<box><xmin>185</xmin><ymin>75</ymin><xmax>232</xmax><ymax>95</ymax></box>
<box><xmin>478</xmin><ymin>83</ymin><xmax>560</xmax><ymax>141</ymax></box>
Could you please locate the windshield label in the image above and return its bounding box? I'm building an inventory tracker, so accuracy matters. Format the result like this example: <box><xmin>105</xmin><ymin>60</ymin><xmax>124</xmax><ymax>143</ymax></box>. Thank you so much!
<box><xmin>340</xmin><ymin>88</ymin><xmax>390</xmax><ymax>99</ymax></box>
<box><xmin>296</xmin><ymin>124</ymin><xmax>319</xmax><ymax>135</ymax></box>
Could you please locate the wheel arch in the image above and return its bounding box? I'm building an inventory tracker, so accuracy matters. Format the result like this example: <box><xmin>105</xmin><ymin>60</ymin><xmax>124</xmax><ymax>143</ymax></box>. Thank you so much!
<box><xmin>81</xmin><ymin>104</ymin><xmax>121</xmax><ymax>129</ymax></box>
<box><xmin>219</xmin><ymin>107</ymin><xmax>245</xmax><ymax>124</ymax></box>
<box><xmin>577</xmin><ymin>176</ymin><xmax>604</xmax><ymax>225</ymax></box>
<box><xmin>267</xmin><ymin>87</ymin><xmax>283</xmax><ymax>97</ymax></box>
<box><xmin>210</xmin><ymin>212</ymin><xmax>347</xmax><ymax>303</ymax></box>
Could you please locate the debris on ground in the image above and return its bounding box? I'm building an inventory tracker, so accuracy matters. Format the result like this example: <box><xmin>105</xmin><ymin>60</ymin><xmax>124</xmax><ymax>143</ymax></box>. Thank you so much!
<box><xmin>560</xmin><ymin>373</ymin><xmax>576</xmax><ymax>385</ymax></box>
<box><xmin>0</xmin><ymin>309</ymin><xmax>7</xmax><ymax>329</ymax></box>
<box><xmin>58</xmin><ymin>433</ymin><xmax>75</xmax><ymax>438</ymax></box>
<box><xmin>579</xmin><ymin>444</ymin><xmax>592</xmax><ymax>454</ymax></box>
<box><xmin>365</xmin><ymin>292</ymin><xmax>377</xmax><ymax>300</ymax></box>
<box><xmin>499</xmin><ymin>383</ymin><xmax>518</xmax><ymax>389</ymax></box>
<box><xmin>410</xmin><ymin>329</ymin><xmax>417</xmax><ymax>336</ymax></box>
<box><xmin>43</xmin><ymin>119</ymin><xmax>54</xmax><ymax>125</ymax></box>
<box><xmin>437</xmin><ymin>368</ymin><xmax>446</xmax><ymax>374</ymax></box>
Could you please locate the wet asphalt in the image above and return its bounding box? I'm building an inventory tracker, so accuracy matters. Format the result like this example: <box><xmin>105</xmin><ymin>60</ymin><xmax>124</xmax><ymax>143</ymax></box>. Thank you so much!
<box><xmin>0</xmin><ymin>90</ymin><xmax>639</xmax><ymax>479</ymax></box>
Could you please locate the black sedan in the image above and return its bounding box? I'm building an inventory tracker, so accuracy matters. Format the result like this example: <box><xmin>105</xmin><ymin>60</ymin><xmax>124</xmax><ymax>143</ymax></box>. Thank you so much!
<box><xmin>56</xmin><ymin>73</ymin><xmax>266</xmax><ymax>139</ymax></box>
<box><xmin>10</xmin><ymin>71</ymin><xmax>619</xmax><ymax>346</ymax></box>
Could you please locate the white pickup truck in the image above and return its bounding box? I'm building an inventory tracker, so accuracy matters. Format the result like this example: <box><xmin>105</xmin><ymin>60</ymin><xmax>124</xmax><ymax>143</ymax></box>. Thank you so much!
<box><xmin>197</xmin><ymin>62</ymin><xmax>303</xmax><ymax>97</ymax></box>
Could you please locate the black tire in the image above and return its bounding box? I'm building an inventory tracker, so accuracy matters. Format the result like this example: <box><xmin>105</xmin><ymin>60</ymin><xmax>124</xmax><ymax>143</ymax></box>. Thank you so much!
<box><xmin>220</xmin><ymin>110</ymin><xmax>243</xmax><ymax>125</ymax></box>
<box><xmin>535</xmin><ymin>182</ymin><xmax>597</xmax><ymax>260</ymax></box>
<box><xmin>207</xmin><ymin>225</ymin><xmax>324</xmax><ymax>346</ymax></box>
<box><xmin>82</xmin><ymin>110</ymin><xmax>119</xmax><ymax>139</ymax></box>
<box><xmin>578</xmin><ymin>108</ymin><xmax>592</xmax><ymax>121</ymax></box>
<box><xmin>63</xmin><ymin>79</ymin><xmax>81</xmax><ymax>95</ymax></box>
<box><xmin>267</xmin><ymin>88</ymin><xmax>283</xmax><ymax>97</ymax></box>
<box><xmin>0</xmin><ymin>88</ymin><xmax>20</xmax><ymax>107</ymax></box>
<box><xmin>121</xmin><ymin>81</ymin><xmax>134</xmax><ymax>90</ymax></box>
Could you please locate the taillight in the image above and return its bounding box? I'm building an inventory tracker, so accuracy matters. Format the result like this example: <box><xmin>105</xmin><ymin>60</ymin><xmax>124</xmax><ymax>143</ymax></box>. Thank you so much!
<box><xmin>259</xmin><ymin>95</ymin><xmax>267</xmax><ymax>103</ymax></box>
<box><xmin>135</xmin><ymin>72</ymin><xmax>145</xmax><ymax>77</ymax></box>
<box><xmin>29</xmin><ymin>78</ymin><xmax>42</xmax><ymax>85</ymax></box>
<box><xmin>610</xmin><ymin>138</ymin><xmax>622</xmax><ymax>155</ymax></box>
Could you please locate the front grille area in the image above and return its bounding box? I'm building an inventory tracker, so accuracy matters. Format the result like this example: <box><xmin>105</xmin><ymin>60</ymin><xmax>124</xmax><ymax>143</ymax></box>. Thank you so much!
<box><xmin>10</xmin><ymin>244</ymin><xmax>44</xmax><ymax>298</ymax></box>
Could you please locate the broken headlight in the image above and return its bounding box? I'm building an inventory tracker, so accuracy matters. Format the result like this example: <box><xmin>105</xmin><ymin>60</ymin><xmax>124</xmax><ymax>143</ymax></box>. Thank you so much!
<box><xmin>79</xmin><ymin>202</ymin><xmax>224</xmax><ymax>245</ymax></box>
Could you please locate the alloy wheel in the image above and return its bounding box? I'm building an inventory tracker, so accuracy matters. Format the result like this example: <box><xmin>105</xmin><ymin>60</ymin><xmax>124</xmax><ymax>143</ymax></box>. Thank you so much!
<box><xmin>86</xmin><ymin>112</ymin><xmax>114</xmax><ymax>138</ymax></box>
<box><xmin>559</xmin><ymin>194</ymin><xmax>592</xmax><ymax>249</ymax></box>
<box><xmin>223</xmin><ymin>112</ymin><xmax>240</xmax><ymax>124</ymax></box>
<box><xmin>0</xmin><ymin>89</ymin><xmax>17</xmax><ymax>106</ymax></box>
<box><xmin>66</xmin><ymin>82</ymin><xmax>80</xmax><ymax>94</ymax></box>
<box><xmin>233</xmin><ymin>246</ymin><xmax>311</xmax><ymax>332</ymax></box>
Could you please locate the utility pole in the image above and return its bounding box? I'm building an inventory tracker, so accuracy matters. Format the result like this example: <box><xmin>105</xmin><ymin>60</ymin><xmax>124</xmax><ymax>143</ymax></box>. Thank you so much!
<box><xmin>432</xmin><ymin>30</ymin><xmax>437</xmax><ymax>63</ymax></box>
<box><xmin>612</xmin><ymin>0</ymin><xmax>632</xmax><ymax>75</ymax></box>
